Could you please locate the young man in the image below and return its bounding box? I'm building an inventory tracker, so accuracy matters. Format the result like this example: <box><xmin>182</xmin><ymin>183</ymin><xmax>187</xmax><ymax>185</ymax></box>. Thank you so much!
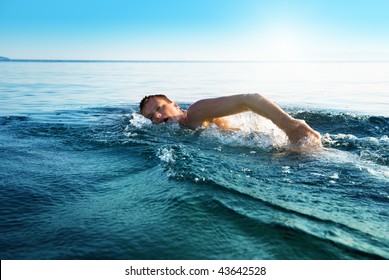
<box><xmin>139</xmin><ymin>93</ymin><xmax>321</xmax><ymax>145</ymax></box>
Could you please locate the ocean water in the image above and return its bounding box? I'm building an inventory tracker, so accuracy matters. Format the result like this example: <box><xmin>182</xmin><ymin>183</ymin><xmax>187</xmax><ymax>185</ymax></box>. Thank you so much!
<box><xmin>0</xmin><ymin>61</ymin><xmax>388</xmax><ymax>259</ymax></box>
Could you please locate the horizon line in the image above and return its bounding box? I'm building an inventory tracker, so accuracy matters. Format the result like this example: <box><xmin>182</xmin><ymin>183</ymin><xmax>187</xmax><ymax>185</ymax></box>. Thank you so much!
<box><xmin>2</xmin><ymin>58</ymin><xmax>389</xmax><ymax>63</ymax></box>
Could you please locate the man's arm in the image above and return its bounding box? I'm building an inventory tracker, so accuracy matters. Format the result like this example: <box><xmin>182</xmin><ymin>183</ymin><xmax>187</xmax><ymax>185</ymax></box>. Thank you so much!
<box><xmin>186</xmin><ymin>93</ymin><xmax>321</xmax><ymax>144</ymax></box>
<box><xmin>187</xmin><ymin>94</ymin><xmax>291</xmax><ymax>129</ymax></box>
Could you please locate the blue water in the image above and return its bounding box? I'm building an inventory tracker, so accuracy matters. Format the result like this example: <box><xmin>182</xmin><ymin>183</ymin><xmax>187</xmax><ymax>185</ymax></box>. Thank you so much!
<box><xmin>0</xmin><ymin>61</ymin><xmax>388</xmax><ymax>259</ymax></box>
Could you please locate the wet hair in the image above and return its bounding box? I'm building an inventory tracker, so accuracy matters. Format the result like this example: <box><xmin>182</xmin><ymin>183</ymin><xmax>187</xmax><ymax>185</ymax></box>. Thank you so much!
<box><xmin>139</xmin><ymin>94</ymin><xmax>172</xmax><ymax>112</ymax></box>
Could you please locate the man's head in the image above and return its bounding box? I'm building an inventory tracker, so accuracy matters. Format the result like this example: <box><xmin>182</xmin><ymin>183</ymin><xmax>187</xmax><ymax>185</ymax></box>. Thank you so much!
<box><xmin>139</xmin><ymin>94</ymin><xmax>184</xmax><ymax>125</ymax></box>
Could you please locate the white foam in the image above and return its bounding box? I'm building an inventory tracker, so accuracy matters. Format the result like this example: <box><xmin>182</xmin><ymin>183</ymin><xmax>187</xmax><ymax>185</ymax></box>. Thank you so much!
<box><xmin>282</xmin><ymin>166</ymin><xmax>291</xmax><ymax>174</ymax></box>
<box><xmin>123</xmin><ymin>124</ymin><xmax>138</xmax><ymax>137</ymax></box>
<box><xmin>380</xmin><ymin>135</ymin><xmax>389</xmax><ymax>142</ymax></box>
<box><xmin>157</xmin><ymin>147</ymin><xmax>175</xmax><ymax>163</ymax></box>
<box><xmin>329</xmin><ymin>172</ymin><xmax>339</xmax><ymax>179</ymax></box>
<box><xmin>129</xmin><ymin>112</ymin><xmax>152</xmax><ymax>128</ymax></box>
<box><xmin>322</xmin><ymin>148</ymin><xmax>389</xmax><ymax>182</ymax></box>
<box><xmin>323</xmin><ymin>133</ymin><xmax>388</xmax><ymax>146</ymax></box>
<box><xmin>200</xmin><ymin>112</ymin><xmax>289</xmax><ymax>150</ymax></box>
<box><xmin>365</xmin><ymin>166</ymin><xmax>389</xmax><ymax>178</ymax></box>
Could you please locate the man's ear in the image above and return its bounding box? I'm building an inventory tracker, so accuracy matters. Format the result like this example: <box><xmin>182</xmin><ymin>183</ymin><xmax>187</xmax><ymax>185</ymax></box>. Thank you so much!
<box><xmin>173</xmin><ymin>102</ymin><xmax>180</xmax><ymax>109</ymax></box>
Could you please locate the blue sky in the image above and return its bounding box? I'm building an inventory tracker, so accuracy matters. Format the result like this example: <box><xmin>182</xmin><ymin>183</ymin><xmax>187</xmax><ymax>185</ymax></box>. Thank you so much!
<box><xmin>1</xmin><ymin>0</ymin><xmax>389</xmax><ymax>60</ymax></box>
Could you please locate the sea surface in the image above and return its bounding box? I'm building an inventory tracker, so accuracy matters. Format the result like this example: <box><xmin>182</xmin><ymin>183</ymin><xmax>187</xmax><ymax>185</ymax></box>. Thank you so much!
<box><xmin>0</xmin><ymin>61</ymin><xmax>388</xmax><ymax>259</ymax></box>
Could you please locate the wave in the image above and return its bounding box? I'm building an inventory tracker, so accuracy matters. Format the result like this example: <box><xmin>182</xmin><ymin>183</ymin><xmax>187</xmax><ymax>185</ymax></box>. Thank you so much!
<box><xmin>153</xmin><ymin>142</ymin><xmax>389</xmax><ymax>258</ymax></box>
<box><xmin>292</xmin><ymin>110</ymin><xmax>389</xmax><ymax>138</ymax></box>
<box><xmin>2</xmin><ymin>107</ymin><xmax>388</xmax><ymax>167</ymax></box>
<box><xmin>2</xmin><ymin>107</ymin><xmax>388</xmax><ymax>164</ymax></box>
<box><xmin>130</xmin><ymin>109</ymin><xmax>389</xmax><ymax>164</ymax></box>
<box><xmin>213</xmin><ymin>198</ymin><xmax>387</xmax><ymax>259</ymax></box>
<box><xmin>1</xmin><ymin>106</ymin><xmax>388</xmax><ymax>259</ymax></box>
<box><xmin>139</xmin><ymin>109</ymin><xmax>388</xmax><ymax>258</ymax></box>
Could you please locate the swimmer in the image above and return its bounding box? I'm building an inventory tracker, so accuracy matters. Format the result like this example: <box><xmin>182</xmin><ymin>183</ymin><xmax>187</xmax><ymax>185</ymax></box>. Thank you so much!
<box><xmin>139</xmin><ymin>93</ymin><xmax>321</xmax><ymax>146</ymax></box>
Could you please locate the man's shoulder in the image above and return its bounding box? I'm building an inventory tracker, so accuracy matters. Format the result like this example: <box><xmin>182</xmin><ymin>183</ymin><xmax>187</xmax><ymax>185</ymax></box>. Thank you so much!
<box><xmin>186</xmin><ymin>99</ymin><xmax>212</xmax><ymax>128</ymax></box>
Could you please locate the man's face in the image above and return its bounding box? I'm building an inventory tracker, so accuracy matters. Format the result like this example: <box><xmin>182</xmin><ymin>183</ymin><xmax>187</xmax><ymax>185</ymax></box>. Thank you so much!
<box><xmin>141</xmin><ymin>97</ymin><xmax>182</xmax><ymax>125</ymax></box>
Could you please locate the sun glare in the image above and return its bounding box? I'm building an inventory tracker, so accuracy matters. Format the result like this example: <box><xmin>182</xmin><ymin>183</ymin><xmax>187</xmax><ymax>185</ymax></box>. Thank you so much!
<box><xmin>257</xmin><ymin>23</ymin><xmax>313</xmax><ymax>61</ymax></box>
